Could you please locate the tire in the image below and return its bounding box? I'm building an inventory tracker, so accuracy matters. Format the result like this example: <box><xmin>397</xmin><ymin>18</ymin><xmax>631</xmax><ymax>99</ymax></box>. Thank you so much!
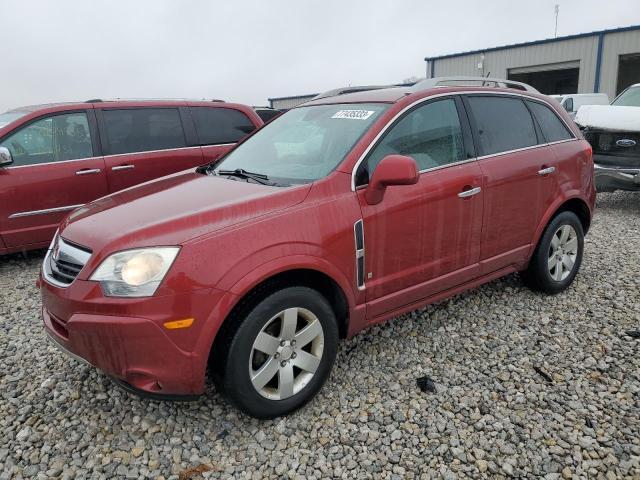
<box><xmin>215</xmin><ymin>286</ymin><xmax>339</xmax><ymax>418</ymax></box>
<box><xmin>521</xmin><ymin>211</ymin><xmax>584</xmax><ymax>294</ymax></box>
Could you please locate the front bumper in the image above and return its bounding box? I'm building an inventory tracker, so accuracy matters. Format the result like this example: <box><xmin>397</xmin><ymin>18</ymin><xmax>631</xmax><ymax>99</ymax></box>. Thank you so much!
<box><xmin>41</xmin><ymin>275</ymin><xmax>225</xmax><ymax>396</ymax></box>
<box><xmin>594</xmin><ymin>162</ymin><xmax>640</xmax><ymax>192</ymax></box>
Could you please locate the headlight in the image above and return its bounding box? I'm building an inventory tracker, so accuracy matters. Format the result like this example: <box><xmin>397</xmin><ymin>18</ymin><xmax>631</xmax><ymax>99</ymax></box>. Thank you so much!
<box><xmin>90</xmin><ymin>247</ymin><xmax>180</xmax><ymax>297</ymax></box>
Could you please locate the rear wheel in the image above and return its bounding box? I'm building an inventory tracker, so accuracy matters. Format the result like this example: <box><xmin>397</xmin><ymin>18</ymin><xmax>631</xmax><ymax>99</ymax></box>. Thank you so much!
<box><xmin>216</xmin><ymin>287</ymin><xmax>338</xmax><ymax>418</ymax></box>
<box><xmin>521</xmin><ymin>211</ymin><xmax>584</xmax><ymax>294</ymax></box>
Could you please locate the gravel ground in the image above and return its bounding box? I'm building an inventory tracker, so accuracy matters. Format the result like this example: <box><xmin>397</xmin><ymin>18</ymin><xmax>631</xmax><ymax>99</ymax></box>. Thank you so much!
<box><xmin>1</xmin><ymin>191</ymin><xmax>639</xmax><ymax>480</ymax></box>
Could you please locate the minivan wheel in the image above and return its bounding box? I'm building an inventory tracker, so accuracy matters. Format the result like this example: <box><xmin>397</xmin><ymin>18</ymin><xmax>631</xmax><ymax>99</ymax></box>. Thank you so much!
<box><xmin>218</xmin><ymin>287</ymin><xmax>338</xmax><ymax>418</ymax></box>
<box><xmin>521</xmin><ymin>211</ymin><xmax>584</xmax><ymax>294</ymax></box>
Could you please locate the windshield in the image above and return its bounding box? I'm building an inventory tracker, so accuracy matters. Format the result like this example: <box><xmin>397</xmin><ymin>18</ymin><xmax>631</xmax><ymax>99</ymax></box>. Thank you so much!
<box><xmin>612</xmin><ymin>86</ymin><xmax>640</xmax><ymax>107</ymax></box>
<box><xmin>0</xmin><ymin>111</ymin><xmax>28</xmax><ymax>129</ymax></box>
<box><xmin>215</xmin><ymin>103</ymin><xmax>388</xmax><ymax>183</ymax></box>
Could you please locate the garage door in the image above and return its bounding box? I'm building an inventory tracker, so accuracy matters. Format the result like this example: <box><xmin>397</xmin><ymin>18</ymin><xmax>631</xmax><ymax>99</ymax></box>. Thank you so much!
<box><xmin>508</xmin><ymin>61</ymin><xmax>580</xmax><ymax>95</ymax></box>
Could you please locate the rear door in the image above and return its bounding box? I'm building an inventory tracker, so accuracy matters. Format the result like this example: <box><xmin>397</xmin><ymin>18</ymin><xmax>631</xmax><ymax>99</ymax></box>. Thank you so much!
<box><xmin>189</xmin><ymin>106</ymin><xmax>259</xmax><ymax>164</ymax></box>
<box><xmin>0</xmin><ymin>110</ymin><xmax>108</xmax><ymax>248</ymax></box>
<box><xmin>463</xmin><ymin>94</ymin><xmax>555</xmax><ymax>274</ymax></box>
<box><xmin>99</xmin><ymin>107</ymin><xmax>203</xmax><ymax>193</ymax></box>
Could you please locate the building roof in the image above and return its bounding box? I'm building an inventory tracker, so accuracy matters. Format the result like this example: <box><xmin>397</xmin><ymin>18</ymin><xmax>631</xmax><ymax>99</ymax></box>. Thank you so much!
<box><xmin>424</xmin><ymin>24</ymin><xmax>640</xmax><ymax>62</ymax></box>
<box><xmin>267</xmin><ymin>93</ymin><xmax>319</xmax><ymax>102</ymax></box>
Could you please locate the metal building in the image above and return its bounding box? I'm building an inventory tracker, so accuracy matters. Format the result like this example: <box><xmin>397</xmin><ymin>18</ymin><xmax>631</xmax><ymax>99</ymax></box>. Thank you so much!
<box><xmin>425</xmin><ymin>25</ymin><xmax>640</xmax><ymax>101</ymax></box>
<box><xmin>268</xmin><ymin>93</ymin><xmax>318</xmax><ymax>110</ymax></box>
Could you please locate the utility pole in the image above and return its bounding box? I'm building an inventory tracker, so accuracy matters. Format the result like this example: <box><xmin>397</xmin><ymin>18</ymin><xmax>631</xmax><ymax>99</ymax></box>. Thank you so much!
<box><xmin>554</xmin><ymin>4</ymin><xmax>560</xmax><ymax>38</ymax></box>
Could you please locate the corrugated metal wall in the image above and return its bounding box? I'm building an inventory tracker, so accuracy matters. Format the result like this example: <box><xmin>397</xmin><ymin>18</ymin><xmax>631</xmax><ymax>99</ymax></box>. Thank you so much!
<box><xmin>599</xmin><ymin>29</ymin><xmax>640</xmax><ymax>99</ymax></box>
<box><xmin>429</xmin><ymin>29</ymin><xmax>640</xmax><ymax>101</ymax></box>
<box><xmin>269</xmin><ymin>95</ymin><xmax>316</xmax><ymax>110</ymax></box>
<box><xmin>432</xmin><ymin>36</ymin><xmax>598</xmax><ymax>93</ymax></box>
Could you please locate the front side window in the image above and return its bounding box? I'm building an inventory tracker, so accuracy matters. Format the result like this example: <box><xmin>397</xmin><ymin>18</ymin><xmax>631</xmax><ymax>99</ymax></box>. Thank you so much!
<box><xmin>359</xmin><ymin>98</ymin><xmax>465</xmax><ymax>183</ymax></box>
<box><xmin>215</xmin><ymin>103</ymin><xmax>388</xmax><ymax>184</ymax></box>
<box><xmin>467</xmin><ymin>96</ymin><xmax>537</xmax><ymax>156</ymax></box>
<box><xmin>612</xmin><ymin>86</ymin><xmax>640</xmax><ymax>106</ymax></box>
<box><xmin>191</xmin><ymin>107</ymin><xmax>256</xmax><ymax>145</ymax></box>
<box><xmin>526</xmin><ymin>101</ymin><xmax>573</xmax><ymax>143</ymax></box>
<box><xmin>0</xmin><ymin>112</ymin><xmax>92</xmax><ymax>166</ymax></box>
<box><xmin>102</xmin><ymin>108</ymin><xmax>186</xmax><ymax>155</ymax></box>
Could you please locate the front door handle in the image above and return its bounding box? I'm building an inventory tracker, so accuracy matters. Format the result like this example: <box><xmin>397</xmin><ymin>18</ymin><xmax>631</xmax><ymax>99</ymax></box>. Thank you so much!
<box><xmin>75</xmin><ymin>168</ymin><xmax>101</xmax><ymax>176</ymax></box>
<box><xmin>538</xmin><ymin>166</ymin><xmax>556</xmax><ymax>176</ymax></box>
<box><xmin>458</xmin><ymin>186</ymin><xmax>482</xmax><ymax>198</ymax></box>
<box><xmin>111</xmin><ymin>165</ymin><xmax>135</xmax><ymax>171</ymax></box>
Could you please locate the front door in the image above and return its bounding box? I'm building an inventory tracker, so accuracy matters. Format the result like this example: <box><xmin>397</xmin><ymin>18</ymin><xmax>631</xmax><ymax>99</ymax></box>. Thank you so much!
<box><xmin>354</xmin><ymin>96</ymin><xmax>484</xmax><ymax>319</ymax></box>
<box><xmin>0</xmin><ymin>111</ymin><xmax>108</xmax><ymax>249</ymax></box>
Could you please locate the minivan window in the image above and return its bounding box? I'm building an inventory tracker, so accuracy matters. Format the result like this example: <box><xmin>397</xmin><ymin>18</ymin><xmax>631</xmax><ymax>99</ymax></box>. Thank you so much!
<box><xmin>467</xmin><ymin>96</ymin><xmax>537</xmax><ymax>156</ymax></box>
<box><xmin>526</xmin><ymin>101</ymin><xmax>573</xmax><ymax>143</ymax></box>
<box><xmin>215</xmin><ymin>103</ymin><xmax>388</xmax><ymax>183</ymax></box>
<box><xmin>0</xmin><ymin>112</ymin><xmax>93</xmax><ymax>166</ymax></box>
<box><xmin>102</xmin><ymin>108</ymin><xmax>186</xmax><ymax>155</ymax></box>
<box><xmin>361</xmin><ymin>98</ymin><xmax>465</xmax><ymax>181</ymax></box>
<box><xmin>191</xmin><ymin>107</ymin><xmax>256</xmax><ymax>145</ymax></box>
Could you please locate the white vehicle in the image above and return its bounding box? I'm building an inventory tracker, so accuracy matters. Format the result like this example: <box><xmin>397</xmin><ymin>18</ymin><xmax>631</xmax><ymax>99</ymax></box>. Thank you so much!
<box><xmin>550</xmin><ymin>93</ymin><xmax>610</xmax><ymax>118</ymax></box>
<box><xmin>574</xmin><ymin>84</ymin><xmax>640</xmax><ymax>192</ymax></box>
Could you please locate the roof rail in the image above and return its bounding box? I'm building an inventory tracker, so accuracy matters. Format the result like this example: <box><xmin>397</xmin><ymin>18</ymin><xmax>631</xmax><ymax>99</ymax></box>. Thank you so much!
<box><xmin>312</xmin><ymin>85</ymin><xmax>396</xmax><ymax>101</ymax></box>
<box><xmin>412</xmin><ymin>76</ymin><xmax>539</xmax><ymax>93</ymax></box>
<box><xmin>85</xmin><ymin>98</ymin><xmax>225</xmax><ymax>103</ymax></box>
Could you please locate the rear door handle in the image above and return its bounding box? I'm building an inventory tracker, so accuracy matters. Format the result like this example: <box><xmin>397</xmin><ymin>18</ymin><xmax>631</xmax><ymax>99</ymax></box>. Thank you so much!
<box><xmin>458</xmin><ymin>186</ymin><xmax>482</xmax><ymax>198</ymax></box>
<box><xmin>538</xmin><ymin>166</ymin><xmax>556</xmax><ymax>176</ymax></box>
<box><xmin>75</xmin><ymin>168</ymin><xmax>101</xmax><ymax>176</ymax></box>
<box><xmin>111</xmin><ymin>165</ymin><xmax>135</xmax><ymax>171</ymax></box>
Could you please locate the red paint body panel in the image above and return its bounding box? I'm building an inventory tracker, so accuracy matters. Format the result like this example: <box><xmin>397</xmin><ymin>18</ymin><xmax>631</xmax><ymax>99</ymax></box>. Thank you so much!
<box><xmin>39</xmin><ymin>86</ymin><xmax>595</xmax><ymax>397</ymax></box>
<box><xmin>0</xmin><ymin>100</ymin><xmax>262</xmax><ymax>254</ymax></box>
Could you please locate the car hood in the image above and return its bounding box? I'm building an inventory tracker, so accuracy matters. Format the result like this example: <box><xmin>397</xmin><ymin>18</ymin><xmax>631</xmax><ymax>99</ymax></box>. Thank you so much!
<box><xmin>60</xmin><ymin>171</ymin><xmax>311</xmax><ymax>253</ymax></box>
<box><xmin>575</xmin><ymin>105</ymin><xmax>640</xmax><ymax>132</ymax></box>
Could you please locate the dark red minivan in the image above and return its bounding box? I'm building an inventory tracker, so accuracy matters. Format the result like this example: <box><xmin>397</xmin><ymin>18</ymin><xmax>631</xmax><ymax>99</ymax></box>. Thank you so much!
<box><xmin>0</xmin><ymin>100</ymin><xmax>262</xmax><ymax>254</ymax></box>
<box><xmin>40</xmin><ymin>78</ymin><xmax>595</xmax><ymax>418</ymax></box>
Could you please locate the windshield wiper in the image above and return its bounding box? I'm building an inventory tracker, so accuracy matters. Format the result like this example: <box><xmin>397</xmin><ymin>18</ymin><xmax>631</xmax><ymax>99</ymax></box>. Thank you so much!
<box><xmin>215</xmin><ymin>168</ymin><xmax>274</xmax><ymax>186</ymax></box>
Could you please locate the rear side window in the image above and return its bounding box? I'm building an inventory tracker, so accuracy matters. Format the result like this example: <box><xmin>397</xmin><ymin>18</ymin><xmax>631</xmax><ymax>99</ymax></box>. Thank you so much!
<box><xmin>102</xmin><ymin>108</ymin><xmax>186</xmax><ymax>155</ymax></box>
<box><xmin>526</xmin><ymin>101</ymin><xmax>573</xmax><ymax>143</ymax></box>
<box><xmin>363</xmin><ymin>98</ymin><xmax>465</xmax><ymax>176</ymax></box>
<box><xmin>190</xmin><ymin>107</ymin><xmax>256</xmax><ymax>145</ymax></box>
<box><xmin>467</xmin><ymin>96</ymin><xmax>537</xmax><ymax>156</ymax></box>
<box><xmin>0</xmin><ymin>112</ymin><xmax>93</xmax><ymax>166</ymax></box>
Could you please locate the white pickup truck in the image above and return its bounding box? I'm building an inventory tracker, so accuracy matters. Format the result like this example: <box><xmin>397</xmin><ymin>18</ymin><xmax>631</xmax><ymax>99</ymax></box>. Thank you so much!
<box><xmin>575</xmin><ymin>84</ymin><xmax>640</xmax><ymax>192</ymax></box>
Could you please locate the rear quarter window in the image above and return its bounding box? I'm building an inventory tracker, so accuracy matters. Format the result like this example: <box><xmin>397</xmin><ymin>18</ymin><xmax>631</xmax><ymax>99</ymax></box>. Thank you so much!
<box><xmin>190</xmin><ymin>107</ymin><xmax>256</xmax><ymax>145</ymax></box>
<box><xmin>467</xmin><ymin>96</ymin><xmax>537</xmax><ymax>156</ymax></box>
<box><xmin>526</xmin><ymin>101</ymin><xmax>573</xmax><ymax>143</ymax></box>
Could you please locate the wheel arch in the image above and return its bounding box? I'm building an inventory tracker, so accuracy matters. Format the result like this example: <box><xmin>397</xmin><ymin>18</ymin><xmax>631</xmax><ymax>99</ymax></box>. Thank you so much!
<box><xmin>530</xmin><ymin>194</ymin><xmax>592</xmax><ymax>258</ymax></box>
<box><xmin>201</xmin><ymin>258</ymin><xmax>360</xmax><ymax>384</ymax></box>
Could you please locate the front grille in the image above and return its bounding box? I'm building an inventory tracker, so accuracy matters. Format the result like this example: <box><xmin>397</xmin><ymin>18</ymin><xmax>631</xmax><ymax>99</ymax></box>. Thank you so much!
<box><xmin>585</xmin><ymin>130</ymin><xmax>640</xmax><ymax>159</ymax></box>
<box><xmin>43</xmin><ymin>236</ymin><xmax>92</xmax><ymax>287</ymax></box>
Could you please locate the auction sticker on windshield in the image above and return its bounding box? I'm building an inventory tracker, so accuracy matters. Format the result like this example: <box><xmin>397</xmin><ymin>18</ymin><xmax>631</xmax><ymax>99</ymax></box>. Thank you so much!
<box><xmin>331</xmin><ymin>110</ymin><xmax>375</xmax><ymax>120</ymax></box>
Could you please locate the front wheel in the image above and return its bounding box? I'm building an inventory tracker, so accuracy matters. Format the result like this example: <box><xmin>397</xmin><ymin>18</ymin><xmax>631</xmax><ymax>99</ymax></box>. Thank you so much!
<box><xmin>521</xmin><ymin>211</ymin><xmax>584</xmax><ymax>294</ymax></box>
<box><xmin>216</xmin><ymin>287</ymin><xmax>338</xmax><ymax>418</ymax></box>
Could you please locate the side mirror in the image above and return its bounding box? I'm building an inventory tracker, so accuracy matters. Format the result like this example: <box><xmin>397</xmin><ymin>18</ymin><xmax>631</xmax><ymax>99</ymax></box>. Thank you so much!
<box><xmin>364</xmin><ymin>154</ymin><xmax>419</xmax><ymax>205</ymax></box>
<box><xmin>0</xmin><ymin>147</ymin><xmax>12</xmax><ymax>167</ymax></box>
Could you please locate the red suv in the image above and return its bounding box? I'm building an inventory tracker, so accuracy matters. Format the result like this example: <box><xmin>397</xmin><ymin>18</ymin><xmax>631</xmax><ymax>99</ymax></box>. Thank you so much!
<box><xmin>40</xmin><ymin>78</ymin><xmax>595</xmax><ymax>418</ymax></box>
<box><xmin>0</xmin><ymin>100</ymin><xmax>262</xmax><ymax>254</ymax></box>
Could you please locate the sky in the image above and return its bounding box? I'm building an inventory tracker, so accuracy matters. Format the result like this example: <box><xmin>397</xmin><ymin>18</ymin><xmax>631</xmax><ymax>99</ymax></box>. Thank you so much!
<box><xmin>1</xmin><ymin>0</ymin><xmax>639</xmax><ymax>111</ymax></box>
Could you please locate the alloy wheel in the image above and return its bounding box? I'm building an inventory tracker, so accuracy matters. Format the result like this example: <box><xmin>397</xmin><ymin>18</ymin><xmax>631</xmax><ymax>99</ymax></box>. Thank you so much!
<box><xmin>547</xmin><ymin>224</ymin><xmax>578</xmax><ymax>281</ymax></box>
<box><xmin>249</xmin><ymin>307</ymin><xmax>324</xmax><ymax>400</ymax></box>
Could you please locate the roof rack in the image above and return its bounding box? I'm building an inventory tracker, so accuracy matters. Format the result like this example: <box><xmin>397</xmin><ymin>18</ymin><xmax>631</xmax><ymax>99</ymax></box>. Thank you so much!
<box><xmin>412</xmin><ymin>76</ymin><xmax>538</xmax><ymax>93</ymax></box>
<box><xmin>312</xmin><ymin>85</ymin><xmax>396</xmax><ymax>101</ymax></box>
<box><xmin>84</xmin><ymin>98</ymin><xmax>225</xmax><ymax>103</ymax></box>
